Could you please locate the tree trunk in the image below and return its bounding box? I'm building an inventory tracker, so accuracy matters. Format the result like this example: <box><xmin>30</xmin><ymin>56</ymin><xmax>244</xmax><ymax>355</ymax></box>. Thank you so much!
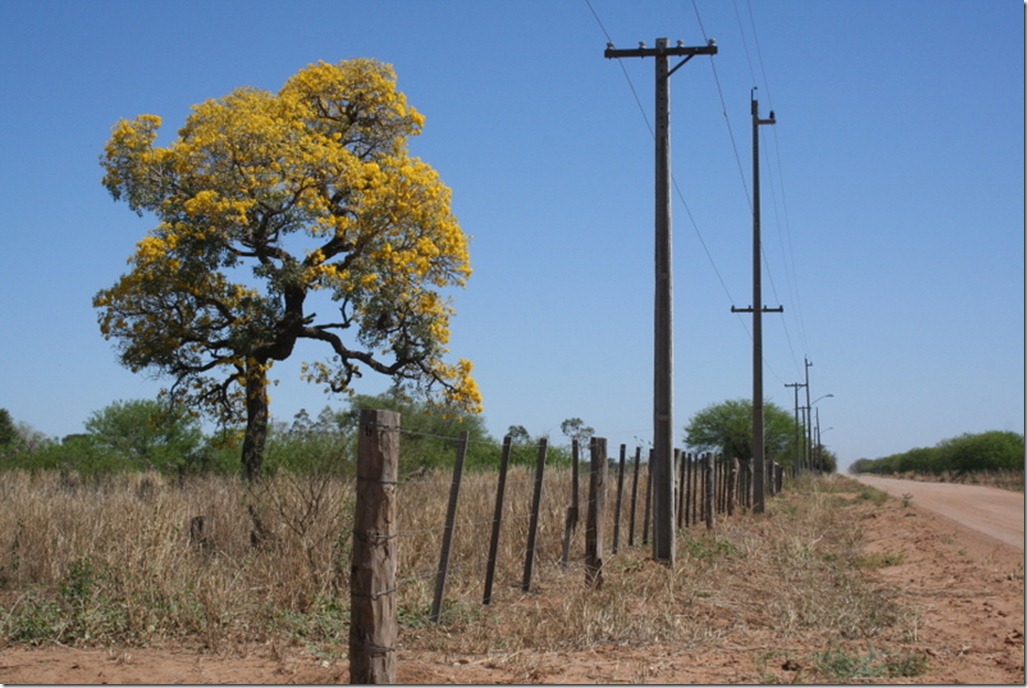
<box><xmin>241</xmin><ymin>359</ymin><xmax>270</xmax><ymax>482</ymax></box>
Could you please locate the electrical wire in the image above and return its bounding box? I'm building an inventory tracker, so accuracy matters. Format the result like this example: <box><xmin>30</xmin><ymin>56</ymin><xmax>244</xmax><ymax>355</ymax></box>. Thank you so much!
<box><xmin>689</xmin><ymin>0</ymin><xmax>792</xmax><ymax>386</ymax></box>
<box><xmin>587</xmin><ymin>0</ymin><xmax>797</xmax><ymax>387</ymax></box>
<box><xmin>585</xmin><ymin>0</ymin><xmax>655</xmax><ymax>139</ymax></box>
<box><xmin>587</xmin><ymin>0</ymin><xmax>742</xmax><ymax>309</ymax></box>
<box><xmin>742</xmin><ymin>0</ymin><xmax>811</xmax><ymax>362</ymax></box>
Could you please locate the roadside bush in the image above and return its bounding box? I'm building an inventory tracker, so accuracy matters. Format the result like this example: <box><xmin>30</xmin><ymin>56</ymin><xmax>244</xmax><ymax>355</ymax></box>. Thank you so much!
<box><xmin>936</xmin><ymin>430</ymin><xmax>1025</xmax><ymax>473</ymax></box>
<box><xmin>853</xmin><ymin>430</ymin><xmax>1025</xmax><ymax>477</ymax></box>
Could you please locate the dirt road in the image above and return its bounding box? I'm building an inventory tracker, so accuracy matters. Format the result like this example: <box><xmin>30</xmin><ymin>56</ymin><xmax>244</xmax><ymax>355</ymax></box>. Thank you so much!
<box><xmin>850</xmin><ymin>474</ymin><xmax>1024</xmax><ymax>551</ymax></box>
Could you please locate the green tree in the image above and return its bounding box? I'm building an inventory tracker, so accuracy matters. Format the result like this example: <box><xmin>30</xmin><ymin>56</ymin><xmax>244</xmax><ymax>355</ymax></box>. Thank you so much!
<box><xmin>560</xmin><ymin>417</ymin><xmax>595</xmax><ymax>449</ymax></box>
<box><xmin>0</xmin><ymin>408</ymin><xmax>16</xmax><ymax>449</ymax></box>
<box><xmin>936</xmin><ymin>431</ymin><xmax>1024</xmax><ymax>473</ymax></box>
<box><xmin>849</xmin><ymin>458</ymin><xmax>875</xmax><ymax>474</ymax></box>
<box><xmin>683</xmin><ymin>398</ymin><xmax>799</xmax><ymax>468</ymax></box>
<box><xmin>84</xmin><ymin>399</ymin><xmax>205</xmax><ymax>475</ymax></box>
<box><xmin>506</xmin><ymin>425</ymin><xmax>532</xmax><ymax>445</ymax></box>
<box><xmin>342</xmin><ymin>392</ymin><xmax>497</xmax><ymax>473</ymax></box>
<box><xmin>95</xmin><ymin>60</ymin><xmax>481</xmax><ymax>480</ymax></box>
<box><xmin>812</xmin><ymin>444</ymin><xmax>838</xmax><ymax>474</ymax></box>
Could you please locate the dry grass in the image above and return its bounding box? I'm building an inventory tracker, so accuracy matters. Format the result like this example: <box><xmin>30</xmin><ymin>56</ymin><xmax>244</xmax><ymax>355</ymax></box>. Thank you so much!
<box><xmin>0</xmin><ymin>470</ymin><xmax>355</xmax><ymax>648</ymax></box>
<box><xmin>0</xmin><ymin>467</ymin><xmax>921</xmax><ymax>682</ymax></box>
<box><xmin>392</xmin><ymin>471</ymin><xmax>921</xmax><ymax>683</ymax></box>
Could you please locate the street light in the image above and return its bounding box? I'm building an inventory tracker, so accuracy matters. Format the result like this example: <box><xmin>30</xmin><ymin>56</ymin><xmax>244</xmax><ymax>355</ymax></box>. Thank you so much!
<box><xmin>806</xmin><ymin>394</ymin><xmax>834</xmax><ymax>472</ymax></box>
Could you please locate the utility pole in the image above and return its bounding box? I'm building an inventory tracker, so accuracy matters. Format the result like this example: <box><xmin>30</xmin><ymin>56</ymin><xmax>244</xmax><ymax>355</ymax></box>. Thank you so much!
<box><xmin>804</xmin><ymin>357</ymin><xmax>813</xmax><ymax>471</ymax></box>
<box><xmin>731</xmin><ymin>91</ymin><xmax>780</xmax><ymax>514</ymax></box>
<box><xmin>815</xmin><ymin>407</ymin><xmax>823</xmax><ymax>473</ymax></box>
<box><xmin>785</xmin><ymin>382</ymin><xmax>804</xmax><ymax>476</ymax></box>
<box><xmin>605</xmin><ymin>37</ymin><xmax>717</xmax><ymax>565</ymax></box>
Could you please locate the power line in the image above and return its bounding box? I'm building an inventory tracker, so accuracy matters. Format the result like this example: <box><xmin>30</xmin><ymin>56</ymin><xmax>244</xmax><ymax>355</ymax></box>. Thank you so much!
<box><xmin>697</xmin><ymin>0</ymin><xmax>806</xmax><ymax>379</ymax></box>
<box><xmin>692</xmin><ymin>0</ymin><xmax>752</xmax><ymax>212</ymax></box>
<box><xmin>741</xmin><ymin>0</ymin><xmax>811</xmax><ymax>362</ymax></box>
<box><xmin>585</xmin><ymin>0</ymin><xmax>654</xmax><ymax>138</ymax></box>
<box><xmin>587</xmin><ymin>0</ymin><xmax>793</xmax><ymax>390</ymax></box>
<box><xmin>731</xmin><ymin>0</ymin><xmax>758</xmax><ymax>86</ymax></box>
<box><xmin>586</xmin><ymin>0</ymin><xmax>741</xmax><ymax>310</ymax></box>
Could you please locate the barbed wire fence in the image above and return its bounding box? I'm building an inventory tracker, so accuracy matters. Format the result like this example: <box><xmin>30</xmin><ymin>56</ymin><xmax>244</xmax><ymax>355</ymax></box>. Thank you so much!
<box><xmin>348</xmin><ymin>408</ymin><xmax>771</xmax><ymax>682</ymax></box>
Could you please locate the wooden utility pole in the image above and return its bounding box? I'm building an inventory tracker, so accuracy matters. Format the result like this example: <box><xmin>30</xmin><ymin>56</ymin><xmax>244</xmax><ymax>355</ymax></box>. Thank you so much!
<box><xmin>785</xmin><ymin>382</ymin><xmax>805</xmax><ymax>476</ymax></box>
<box><xmin>605</xmin><ymin>36</ymin><xmax>717</xmax><ymax>565</ymax></box>
<box><xmin>732</xmin><ymin>91</ymin><xmax>780</xmax><ymax>514</ymax></box>
<box><xmin>804</xmin><ymin>357</ymin><xmax>813</xmax><ymax>471</ymax></box>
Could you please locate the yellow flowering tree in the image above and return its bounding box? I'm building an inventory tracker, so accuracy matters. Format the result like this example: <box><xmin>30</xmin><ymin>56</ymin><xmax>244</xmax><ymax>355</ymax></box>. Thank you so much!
<box><xmin>95</xmin><ymin>60</ymin><xmax>481</xmax><ymax>480</ymax></box>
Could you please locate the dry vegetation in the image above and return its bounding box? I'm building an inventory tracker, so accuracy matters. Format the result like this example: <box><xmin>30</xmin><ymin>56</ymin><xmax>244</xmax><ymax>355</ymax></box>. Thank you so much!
<box><xmin>0</xmin><ymin>467</ymin><xmax>984</xmax><ymax>683</ymax></box>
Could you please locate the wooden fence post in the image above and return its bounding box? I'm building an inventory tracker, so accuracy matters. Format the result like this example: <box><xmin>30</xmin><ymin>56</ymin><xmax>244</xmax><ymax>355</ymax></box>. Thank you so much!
<box><xmin>642</xmin><ymin>449</ymin><xmax>653</xmax><ymax>544</ymax></box>
<box><xmin>690</xmin><ymin>452</ymin><xmax>699</xmax><ymax>522</ymax></box>
<box><xmin>483</xmin><ymin>435</ymin><xmax>513</xmax><ymax>605</ymax></box>
<box><xmin>743</xmin><ymin>459</ymin><xmax>753</xmax><ymax>510</ymax></box>
<box><xmin>705</xmin><ymin>452</ymin><xmax>716</xmax><ymax>530</ymax></box>
<box><xmin>676</xmin><ymin>449</ymin><xmax>686</xmax><ymax>528</ymax></box>
<box><xmin>716</xmin><ymin>458</ymin><xmax>724</xmax><ymax>514</ymax></box>
<box><xmin>585</xmin><ymin>437</ymin><xmax>607</xmax><ymax>588</ymax></box>
<box><xmin>727</xmin><ymin>457</ymin><xmax>739</xmax><ymax>516</ymax></box>
<box><xmin>560</xmin><ymin>439</ymin><xmax>581</xmax><ymax>569</ymax></box>
<box><xmin>612</xmin><ymin>443</ymin><xmax>627</xmax><ymax>553</ymax></box>
<box><xmin>429</xmin><ymin>430</ymin><xmax>469</xmax><ymax>624</ymax></box>
<box><xmin>719</xmin><ymin>458</ymin><xmax>728</xmax><ymax>514</ymax></box>
<box><xmin>628</xmin><ymin>446</ymin><xmax>641</xmax><ymax>546</ymax></box>
<box><xmin>686</xmin><ymin>452</ymin><xmax>695</xmax><ymax>527</ymax></box>
<box><xmin>350</xmin><ymin>409</ymin><xmax>399</xmax><ymax>685</ymax></box>
<box><xmin>522</xmin><ymin>438</ymin><xmax>548</xmax><ymax>592</ymax></box>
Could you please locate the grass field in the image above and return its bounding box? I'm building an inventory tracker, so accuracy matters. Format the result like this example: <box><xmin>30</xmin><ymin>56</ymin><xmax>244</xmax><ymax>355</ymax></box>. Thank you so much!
<box><xmin>0</xmin><ymin>468</ymin><xmax>931</xmax><ymax>682</ymax></box>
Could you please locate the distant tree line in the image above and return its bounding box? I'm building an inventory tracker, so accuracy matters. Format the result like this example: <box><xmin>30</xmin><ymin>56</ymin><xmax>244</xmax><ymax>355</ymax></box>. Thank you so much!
<box><xmin>2</xmin><ymin>395</ymin><xmax>842</xmax><ymax>480</ymax></box>
<box><xmin>849</xmin><ymin>430</ymin><xmax>1025</xmax><ymax>476</ymax></box>
<box><xmin>0</xmin><ymin>395</ymin><xmax>576</xmax><ymax>480</ymax></box>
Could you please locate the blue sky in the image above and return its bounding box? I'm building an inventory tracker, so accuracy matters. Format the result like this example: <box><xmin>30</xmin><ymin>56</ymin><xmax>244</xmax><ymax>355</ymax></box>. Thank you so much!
<box><xmin>0</xmin><ymin>0</ymin><xmax>1023</xmax><ymax>470</ymax></box>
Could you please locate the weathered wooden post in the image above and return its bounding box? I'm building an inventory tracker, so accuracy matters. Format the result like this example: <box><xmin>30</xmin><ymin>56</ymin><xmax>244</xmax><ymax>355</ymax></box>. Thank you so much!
<box><xmin>430</xmin><ymin>430</ymin><xmax>469</xmax><ymax>623</ymax></box>
<box><xmin>642</xmin><ymin>449</ymin><xmax>653</xmax><ymax>544</ymax></box>
<box><xmin>612</xmin><ymin>443</ymin><xmax>627</xmax><ymax>553</ymax></box>
<box><xmin>748</xmin><ymin>458</ymin><xmax>756</xmax><ymax>508</ymax></box>
<box><xmin>585</xmin><ymin>437</ymin><xmax>607</xmax><ymax>588</ymax></box>
<box><xmin>676</xmin><ymin>449</ymin><xmax>686</xmax><ymax>528</ymax></box>
<box><xmin>628</xmin><ymin>446</ymin><xmax>642</xmax><ymax>546</ymax></box>
<box><xmin>719</xmin><ymin>458</ymin><xmax>729</xmax><ymax>514</ymax></box>
<box><xmin>727</xmin><ymin>457</ymin><xmax>739</xmax><ymax>516</ymax></box>
<box><xmin>560</xmin><ymin>439</ymin><xmax>581</xmax><ymax>569</ymax></box>
<box><xmin>483</xmin><ymin>435</ymin><xmax>513</xmax><ymax>605</ymax></box>
<box><xmin>705</xmin><ymin>452</ymin><xmax>716</xmax><ymax>530</ymax></box>
<box><xmin>350</xmin><ymin>409</ymin><xmax>399</xmax><ymax>684</ymax></box>
<box><xmin>522</xmin><ymin>438</ymin><xmax>548</xmax><ymax>592</ymax></box>
<box><xmin>189</xmin><ymin>515</ymin><xmax>213</xmax><ymax>550</ymax></box>
<box><xmin>686</xmin><ymin>452</ymin><xmax>695</xmax><ymax>527</ymax></box>
<box><xmin>716</xmin><ymin>458</ymin><xmax>724</xmax><ymax>514</ymax></box>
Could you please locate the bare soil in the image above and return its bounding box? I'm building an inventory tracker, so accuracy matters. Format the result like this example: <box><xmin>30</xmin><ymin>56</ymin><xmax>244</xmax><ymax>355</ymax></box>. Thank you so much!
<box><xmin>1</xmin><ymin>479</ymin><xmax>1023</xmax><ymax>684</ymax></box>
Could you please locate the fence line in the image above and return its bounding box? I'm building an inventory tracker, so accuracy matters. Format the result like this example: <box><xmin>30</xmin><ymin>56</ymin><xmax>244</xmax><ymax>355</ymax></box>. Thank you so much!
<box><xmin>350</xmin><ymin>410</ymin><xmax>790</xmax><ymax>682</ymax></box>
